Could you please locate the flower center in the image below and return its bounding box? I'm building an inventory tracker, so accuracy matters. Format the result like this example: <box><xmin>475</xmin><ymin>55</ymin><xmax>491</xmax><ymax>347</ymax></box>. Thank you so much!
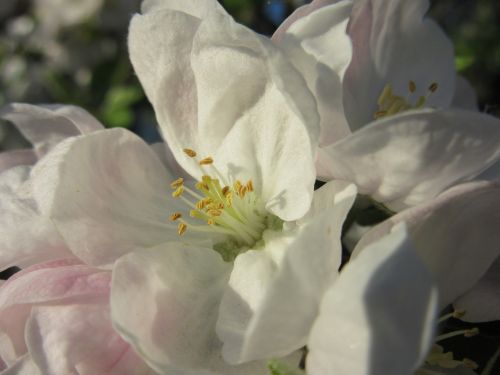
<box><xmin>373</xmin><ymin>80</ymin><xmax>438</xmax><ymax>120</ymax></box>
<box><xmin>169</xmin><ymin>148</ymin><xmax>282</xmax><ymax>261</ymax></box>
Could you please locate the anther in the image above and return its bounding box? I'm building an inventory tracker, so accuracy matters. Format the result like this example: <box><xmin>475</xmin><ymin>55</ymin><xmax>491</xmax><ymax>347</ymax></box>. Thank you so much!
<box><xmin>408</xmin><ymin>80</ymin><xmax>416</xmax><ymax>93</ymax></box>
<box><xmin>222</xmin><ymin>186</ymin><xmax>230</xmax><ymax>196</ymax></box>
<box><xmin>172</xmin><ymin>186</ymin><xmax>184</xmax><ymax>198</ymax></box>
<box><xmin>429</xmin><ymin>82</ymin><xmax>438</xmax><ymax>93</ymax></box>
<box><xmin>374</xmin><ymin>110</ymin><xmax>388</xmax><ymax>119</ymax></box>
<box><xmin>462</xmin><ymin>358</ymin><xmax>479</xmax><ymax>369</ymax></box>
<box><xmin>183</xmin><ymin>148</ymin><xmax>197</xmax><ymax>158</ymax></box>
<box><xmin>169</xmin><ymin>212</ymin><xmax>182</xmax><ymax>221</ymax></box>
<box><xmin>207</xmin><ymin>219</ymin><xmax>215</xmax><ymax>225</ymax></box>
<box><xmin>234</xmin><ymin>180</ymin><xmax>242</xmax><ymax>191</ymax></box>
<box><xmin>195</xmin><ymin>182</ymin><xmax>209</xmax><ymax>191</ymax></box>
<box><xmin>208</xmin><ymin>209</ymin><xmax>222</xmax><ymax>217</ymax></box>
<box><xmin>238</xmin><ymin>185</ymin><xmax>248</xmax><ymax>198</ymax></box>
<box><xmin>452</xmin><ymin>310</ymin><xmax>466</xmax><ymax>319</ymax></box>
<box><xmin>199</xmin><ymin>157</ymin><xmax>214</xmax><ymax>165</ymax></box>
<box><xmin>170</xmin><ymin>178</ymin><xmax>184</xmax><ymax>189</ymax></box>
<box><xmin>246</xmin><ymin>180</ymin><xmax>254</xmax><ymax>192</ymax></box>
<box><xmin>178</xmin><ymin>222</ymin><xmax>187</xmax><ymax>235</ymax></box>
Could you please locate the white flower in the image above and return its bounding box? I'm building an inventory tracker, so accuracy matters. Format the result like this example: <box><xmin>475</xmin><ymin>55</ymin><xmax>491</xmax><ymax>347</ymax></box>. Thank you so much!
<box><xmin>273</xmin><ymin>0</ymin><xmax>500</xmax><ymax>210</ymax></box>
<box><xmin>27</xmin><ymin>1</ymin><xmax>359</xmax><ymax>373</ymax></box>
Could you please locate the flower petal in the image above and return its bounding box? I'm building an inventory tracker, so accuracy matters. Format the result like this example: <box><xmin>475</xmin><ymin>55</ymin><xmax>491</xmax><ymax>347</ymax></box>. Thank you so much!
<box><xmin>319</xmin><ymin>109</ymin><xmax>500</xmax><ymax>210</ymax></box>
<box><xmin>0</xmin><ymin>167</ymin><xmax>70</xmax><ymax>271</ymax></box>
<box><xmin>344</xmin><ymin>0</ymin><xmax>455</xmax><ymax>129</ymax></box>
<box><xmin>453</xmin><ymin>257</ymin><xmax>500</xmax><ymax>322</ymax></box>
<box><xmin>0</xmin><ymin>150</ymin><xmax>37</xmax><ymax>173</ymax></box>
<box><xmin>451</xmin><ymin>75</ymin><xmax>478</xmax><ymax>111</ymax></box>
<box><xmin>354</xmin><ymin>180</ymin><xmax>500</xmax><ymax>309</ymax></box>
<box><xmin>307</xmin><ymin>225</ymin><xmax>437</xmax><ymax>375</ymax></box>
<box><xmin>1</xmin><ymin>354</ymin><xmax>41</xmax><ymax>375</ymax></box>
<box><xmin>273</xmin><ymin>1</ymin><xmax>353</xmax><ymax>146</ymax></box>
<box><xmin>25</xmin><ymin>304</ymin><xmax>152</xmax><ymax>375</ymax></box>
<box><xmin>217</xmin><ymin>181</ymin><xmax>357</xmax><ymax>363</ymax></box>
<box><xmin>31</xmin><ymin>128</ymin><xmax>181</xmax><ymax>267</ymax></box>
<box><xmin>129</xmin><ymin>9</ymin><xmax>319</xmax><ymax>221</ymax></box>
<box><xmin>111</xmin><ymin>243</ymin><xmax>264</xmax><ymax>374</ymax></box>
<box><xmin>0</xmin><ymin>103</ymin><xmax>103</xmax><ymax>158</ymax></box>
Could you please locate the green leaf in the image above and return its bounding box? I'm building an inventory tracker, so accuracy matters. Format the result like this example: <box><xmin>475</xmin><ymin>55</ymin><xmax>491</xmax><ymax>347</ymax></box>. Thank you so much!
<box><xmin>268</xmin><ymin>360</ymin><xmax>305</xmax><ymax>375</ymax></box>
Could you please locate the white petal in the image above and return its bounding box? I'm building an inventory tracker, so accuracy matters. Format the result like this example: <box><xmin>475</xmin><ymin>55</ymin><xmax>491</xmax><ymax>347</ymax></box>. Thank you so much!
<box><xmin>344</xmin><ymin>0</ymin><xmax>455</xmax><ymax>129</ymax></box>
<box><xmin>307</xmin><ymin>225</ymin><xmax>437</xmax><ymax>375</ymax></box>
<box><xmin>217</xmin><ymin>181</ymin><xmax>356</xmax><ymax>363</ymax></box>
<box><xmin>354</xmin><ymin>180</ymin><xmax>500</xmax><ymax>308</ymax></box>
<box><xmin>454</xmin><ymin>257</ymin><xmax>500</xmax><ymax>322</ymax></box>
<box><xmin>0</xmin><ymin>166</ymin><xmax>70</xmax><ymax>271</ymax></box>
<box><xmin>111</xmin><ymin>244</ymin><xmax>265</xmax><ymax>375</ymax></box>
<box><xmin>129</xmin><ymin>9</ymin><xmax>319</xmax><ymax>220</ymax></box>
<box><xmin>0</xmin><ymin>103</ymin><xmax>103</xmax><ymax>158</ymax></box>
<box><xmin>319</xmin><ymin>109</ymin><xmax>500</xmax><ymax>210</ymax></box>
<box><xmin>451</xmin><ymin>75</ymin><xmax>478</xmax><ymax>110</ymax></box>
<box><xmin>273</xmin><ymin>1</ymin><xmax>353</xmax><ymax>146</ymax></box>
<box><xmin>1</xmin><ymin>354</ymin><xmax>41</xmax><ymax>375</ymax></box>
<box><xmin>31</xmin><ymin>128</ymin><xmax>181</xmax><ymax>267</ymax></box>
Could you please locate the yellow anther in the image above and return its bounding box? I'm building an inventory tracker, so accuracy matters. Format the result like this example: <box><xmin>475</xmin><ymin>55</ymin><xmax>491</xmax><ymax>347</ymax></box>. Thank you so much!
<box><xmin>208</xmin><ymin>209</ymin><xmax>222</xmax><ymax>217</ymax></box>
<box><xmin>207</xmin><ymin>219</ymin><xmax>215</xmax><ymax>225</ymax></box>
<box><xmin>246</xmin><ymin>180</ymin><xmax>254</xmax><ymax>192</ymax></box>
<box><xmin>178</xmin><ymin>222</ymin><xmax>187</xmax><ymax>235</ymax></box>
<box><xmin>238</xmin><ymin>185</ymin><xmax>248</xmax><ymax>198</ymax></box>
<box><xmin>170</xmin><ymin>178</ymin><xmax>184</xmax><ymax>189</ymax></box>
<box><xmin>183</xmin><ymin>148</ymin><xmax>197</xmax><ymax>158</ymax></box>
<box><xmin>196</xmin><ymin>200</ymin><xmax>206</xmax><ymax>210</ymax></box>
<box><xmin>429</xmin><ymin>82</ymin><xmax>438</xmax><ymax>93</ymax></box>
<box><xmin>195</xmin><ymin>182</ymin><xmax>209</xmax><ymax>191</ymax></box>
<box><xmin>462</xmin><ymin>358</ymin><xmax>478</xmax><ymax>369</ymax></box>
<box><xmin>408</xmin><ymin>80</ymin><xmax>416</xmax><ymax>93</ymax></box>
<box><xmin>202</xmin><ymin>175</ymin><xmax>212</xmax><ymax>183</ymax></box>
<box><xmin>234</xmin><ymin>180</ymin><xmax>242</xmax><ymax>191</ymax></box>
<box><xmin>169</xmin><ymin>212</ymin><xmax>182</xmax><ymax>221</ymax></box>
<box><xmin>199</xmin><ymin>157</ymin><xmax>214</xmax><ymax>165</ymax></box>
<box><xmin>226</xmin><ymin>192</ymin><xmax>233</xmax><ymax>207</ymax></box>
<box><xmin>452</xmin><ymin>310</ymin><xmax>466</xmax><ymax>319</ymax></box>
<box><xmin>222</xmin><ymin>186</ymin><xmax>230</xmax><ymax>196</ymax></box>
<box><xmin>464</xmin><ymin>327</ymin><xmax>479</xmax><ymax>338</ymax></box>
<box><xmin>172</xmin><ymin>186</ymin><xmax>184</xmax><ymax>198</ymax></box>
<box><xmin>216</xmin><ymin>202</ymin><xmax>225</xmax><ymax>209</ymax></box>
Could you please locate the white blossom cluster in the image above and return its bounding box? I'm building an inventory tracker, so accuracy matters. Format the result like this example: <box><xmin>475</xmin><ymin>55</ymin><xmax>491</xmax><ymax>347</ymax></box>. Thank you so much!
<box><xmin>0</xmin><ymin>1</ymin><xmax>499</xmax><ymax>374</ymax></box>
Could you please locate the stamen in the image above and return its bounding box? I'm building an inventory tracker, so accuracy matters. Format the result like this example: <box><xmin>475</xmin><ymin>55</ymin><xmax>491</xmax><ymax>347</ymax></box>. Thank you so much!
<box><xmin>199</xmin><ymin>157</ymin><xmax>214</xmax><ymax>165</ymax></box>
<box><xmin>170</xmin><ymin>178</ymin><xmax>184</xmax><ymax>189</ymax></box>
<box><xmin>438</xmin><ymin>309</ymin><xmax>466</xmax><ymax>323</ymax></box>
<box><xmin>183</xmin><ymin>148</ymin><xmax>197</xmax><ymax>158</ymax></box>
<box><xmin>169</xmin><ymin>212</ymin><xmax>182</xmax><ymax>221</ymax></box>
<box><xmin>195</xmin><ymin>182</ymin><xmax>209</xmax><ymax>191</ymax></box>
<box><xmin>172</xmin><ymin>186</ymin><xmax>184</xmax><ymax>198</ymax></box>
<box><xmin>246</xmin><ymin>180</ymin><xmax>254</xmax><ymax>192</ymax></box>
<box><xmin>377</xmin><ymin>84</ymin><xmax>393</xmax><ymax>106</ymax></box>
<box><xmin>222</xmin><ymin>186</ymin><xmax>230</xmax><ymax>196</ymax></box>
<box><xmin>178</xmin><ymin>222</ymin><xmax>187</xmax><ymax>235</ymax></box>
<box><xmin>436</xmin><ymin>327</ymin><xmax>479</xmax><ymax>342</ymax></box>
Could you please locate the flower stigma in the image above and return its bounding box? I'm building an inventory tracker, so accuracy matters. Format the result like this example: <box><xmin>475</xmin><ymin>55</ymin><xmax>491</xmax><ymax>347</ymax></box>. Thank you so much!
<box><xmin>374</xmin><ymin>80</ymin><xmax>438</xmax><ymax>119</ymax></box>
<box><xmin>169</xmin><ymin>148</ymin><xmax>283</xmax><ymax>262</ymax></box>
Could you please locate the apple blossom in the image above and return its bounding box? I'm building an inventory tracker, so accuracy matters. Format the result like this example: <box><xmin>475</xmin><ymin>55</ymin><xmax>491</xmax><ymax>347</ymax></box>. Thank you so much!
<box><xmin>273</xmin><ymin>0</ymin><xmax>500</xmax><ymax>210</ymax></box>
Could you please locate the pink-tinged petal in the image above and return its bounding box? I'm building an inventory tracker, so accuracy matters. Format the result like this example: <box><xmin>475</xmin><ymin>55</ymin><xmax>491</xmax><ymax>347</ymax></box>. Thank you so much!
<box><xmin>0</xmin><ymin>261</ymin><xmax>110</xmax><ymax>366</ymax></box>
<box><xmin>0</xmin><ymin>167</ymin><xmax>70</xmax><ymax>271</ymax></box>
<box><xmin>25</xmin><ymin>304</ymin><xmax>153</xmax><ymax>375</ymax></box>
<box><xmin>451</xmin><ymin>75</ymin><xmax>478</xmax><ymax>111</ymax></box>
<box><xmin>273</xmin><ymin>1</ymin><xmax>353</xmax><ymax>147</ymax></box>
<box><xmin>272</xmin><ymin>0</ymin><xmax>341</xmax><ymax>43</ymax></box>
<box><xmin>354</xmin><ymin>180</ymin><xmax>500</xmax><ymax>309</ymax></box>
<box><xmin>0</xmin><ymin>150</ymin><xmax>37</xmax><ymax>172</ymax></box>
<box><xmin>308</xmin><ymin>225</ymin><xmax>437</xmax><ymax>375</ymax></box>
<box><xmin>217</xmin><ymin>181</ymin><xmax>356</xmax><ymax>363</ymax></box>
<box><xmin>111</xmin><ymin>243</ymin><xmax>265</xmax><ymax>375</ymax></box>
<box><xmin>319</xmin><ymin>109</ymin><xmax>500</xmax><ymax>210</ymax></box>
<box><xmin>344</xmin><ymin>0</ymin><xmax>455</xmax><ymax>129</ymax></box>
<box><xmin>31</xmin><ymin>128</ymin><xmax>183</xmax><ymax>267</ymax></box>
<box><xmin>0</xmin><ymin>103</ymin><xmax>103</xmax><ymax>158</ymax></box>
<box><xmin>454</xmin><ymin>257</ymin><xmax>500</xmax><ymax>322</ymax></box>
<box><xmin>129</xmin><ymin>9</ymin><xmax>319</xmax><ymax>221</ymax></box>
